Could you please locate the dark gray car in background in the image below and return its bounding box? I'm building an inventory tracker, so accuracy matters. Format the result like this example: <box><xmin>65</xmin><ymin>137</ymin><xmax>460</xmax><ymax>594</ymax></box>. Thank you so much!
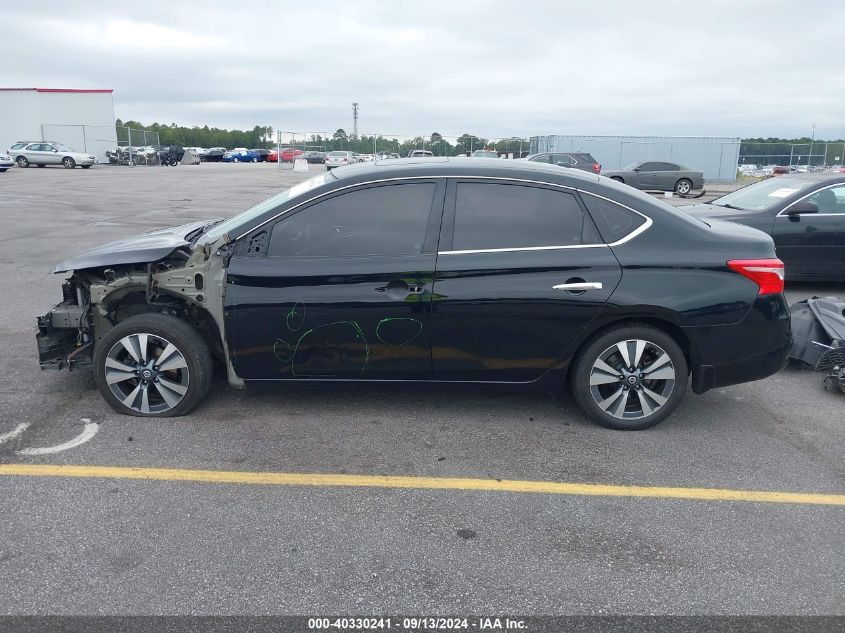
<box><xmin>603</xmin><ymin>161</ymin><xmax>704</xmax><ymax>194</ymax></box>
<box><xmin>526</xmin><ymin>152</ymin><xmax>601</xmax><ymax>174</ymax></box>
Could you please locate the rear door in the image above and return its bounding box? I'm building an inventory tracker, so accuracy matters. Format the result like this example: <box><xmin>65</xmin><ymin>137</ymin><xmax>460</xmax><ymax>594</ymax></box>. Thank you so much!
<box><xmin>430</xmin><ymin>179</ymin><xmax>622</xmax><ymax>382</ymax></box>
<box><xmin>636</xmin><ymin>162</ymin><xmax>663</xmax><ymax>190</ymax></box>
<box><xmin>656</xmin><ymin>162</ymin><xmax>682</xmax><ymax>190</ymax></box>
<box><xmin>225</xmin><ymin>180</ymin><xmax>445</xmax><ymax>380</ymax></box>
<box><xmin>773</xmin><ymin>183</ymin><xmax>845</xmax><ymax>278</ymax></box>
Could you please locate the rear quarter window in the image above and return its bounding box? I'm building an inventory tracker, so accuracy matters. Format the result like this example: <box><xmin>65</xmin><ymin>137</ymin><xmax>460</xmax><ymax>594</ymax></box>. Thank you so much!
<box><xmin>581</xmin><ymin>194</ymin><xmax>647</xmax><ymax>243</ymax></box>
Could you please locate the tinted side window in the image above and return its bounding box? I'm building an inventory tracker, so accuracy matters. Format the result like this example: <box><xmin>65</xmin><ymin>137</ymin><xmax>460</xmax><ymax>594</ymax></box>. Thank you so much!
<box><xmin>639</xmin><ymin>162</ymin><xmax>661</xmax><ymax>171</ymax></box>
<box><xmin>528</xmin><ymin>154</ymin><xmax>551</xmax><ymax>164</ymax></box>
<box><xmin>581</xmin><ymin>194</ymin><xmax>647</xmax><ymax>243</ymax></box>
<box><xmin>551</xmin><ymin>154</ymin><xmax>575</xmax><ymax>166</ymax></box>
<box><xmin>268</xmin><ymin>183</ymin><xmax>435</xmax><ymax>257</ymax></box>
<box><xmin>453</xmin><ymin>183</ymin><xmax>593</xmax><ymax>250</ymax></box>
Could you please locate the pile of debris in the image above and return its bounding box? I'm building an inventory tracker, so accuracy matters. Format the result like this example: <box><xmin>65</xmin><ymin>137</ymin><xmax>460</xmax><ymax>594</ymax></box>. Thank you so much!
<box><xmin>789</xmin><ymin>296</ymin><xmax>845</xmax><ymax>394</ymax></box>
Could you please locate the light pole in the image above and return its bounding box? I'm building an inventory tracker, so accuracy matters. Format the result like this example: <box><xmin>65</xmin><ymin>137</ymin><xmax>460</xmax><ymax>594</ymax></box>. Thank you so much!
<box><xmin>808</xmin><ymin>122</ymin><xmax>816</xmax><ymax>169</ymax></box>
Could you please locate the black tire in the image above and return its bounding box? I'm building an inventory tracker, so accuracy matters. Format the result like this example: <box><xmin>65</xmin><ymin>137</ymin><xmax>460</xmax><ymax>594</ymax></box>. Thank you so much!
<box><xmin>571</xmin><ymin>324</ymin><xmax>688</xmax><ymax>430</ymax></box>
<box><xmin>62</xmin><ymin>157</ymin><xmax>76</xmax><ymax>169</ymax></box>
<box><xmin>16</xmin><ymin>156</ymin><xmax>29</xmax><ymax>167</ymax></box>
<box><xmin>81</xmin><ymin>165</ymin><xmax>91</xmax><ymax>169</ymax></box>
<box><xmin>0</xmin><ymin>168</ymin><xmax>6</xmax><ymax>173</ymax></box>
<box><xmin>93</xmin><ymin>313</ymin><xmax>213</xmax><ymax>417</ymax></box>
<box><xmin>610</xmin><ymin>176</ymin><xmax>624</xmax><ymax>183</ymax></box>
<box><xmin>233</xmin><ymin>157</ymin><xmax>240</xmax><ymax>163</ymax></box>
<box><xmin>674</xmin><ymin>178</ymin><xmax>692</xmax><ymax>195</ymax></box>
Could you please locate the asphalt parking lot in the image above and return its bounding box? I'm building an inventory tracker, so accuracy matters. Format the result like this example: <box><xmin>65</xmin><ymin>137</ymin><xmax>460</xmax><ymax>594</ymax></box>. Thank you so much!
<box><xmin>0</xmin><ymin>162</ymin><xmax>842</xmax><ymax>615</ymax></box>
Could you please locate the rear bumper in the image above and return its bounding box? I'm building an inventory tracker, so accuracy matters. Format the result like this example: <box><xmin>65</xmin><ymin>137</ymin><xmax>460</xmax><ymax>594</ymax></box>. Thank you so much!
<box><xmin>685</xmin><ymin>294</ymin><xmax>791</xmax><ymax>394</ymax></box>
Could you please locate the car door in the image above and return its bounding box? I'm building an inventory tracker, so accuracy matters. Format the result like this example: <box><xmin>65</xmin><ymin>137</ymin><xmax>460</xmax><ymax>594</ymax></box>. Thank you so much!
<box><xmin>634</xmin><ymin>162</ymin><xmax>662</xmax><ymax>190</ymax></box>
<box><xmin>656</xmin><ymin>162</ymin><xmax>681</xmax><ymax>190</ymax></box>
<box><xmin>772</xmin><ymin>183</ymin><xmax>845</xmax><ymax>279</ymax></box>
<box><xmin>23</xmin><ymin>143</ymin><xmax>48</xmax><ymax>164</ymax></box>
<box><xmin>430</xmin><ymin>179</ymin><xmax>622</xmax><ymax>382</ymax></box>
<box><xmin>225</xmin><ymin>180</ymin><xmax>446</xmax><ymax>380</ymax></box>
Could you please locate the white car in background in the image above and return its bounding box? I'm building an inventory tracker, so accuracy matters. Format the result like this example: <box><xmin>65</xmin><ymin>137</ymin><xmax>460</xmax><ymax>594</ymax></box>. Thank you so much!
<box><xmin>12</xmin><ymin>141</ymin><xmax>96</xmax><ymax>169</ymax></box>
<box><xmin>324</xmin><ymin>151</ymin><xmax>357</xmax><ymax>169</ymax></box>
<box><xmin>358</xmin><ymin>154</ymin><xmax>375</xmax><ymax>162</ymax></box>
<box><xmin>0</xmin><ymin>153</ymin><xmax>13</xmax><ymax>172</ymax></box>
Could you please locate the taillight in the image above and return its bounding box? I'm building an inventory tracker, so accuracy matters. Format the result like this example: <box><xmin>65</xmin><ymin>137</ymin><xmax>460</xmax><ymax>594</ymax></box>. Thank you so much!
<box><xmin>593</xmin><ymin>163</ymin><xmax>601</xmax><ymax>174</ymax></box>
<box><xmin>727</xmin><ymin>259</ymin><xmax>785</xmax><ymax>295</ymax></box>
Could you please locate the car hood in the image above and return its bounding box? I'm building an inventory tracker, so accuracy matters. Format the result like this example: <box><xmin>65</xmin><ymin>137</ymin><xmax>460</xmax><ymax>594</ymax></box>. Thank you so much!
<box><xmin>52</xmin><ymin>219</ymin><xmax>216</xmax><ymax>273</ymax></box>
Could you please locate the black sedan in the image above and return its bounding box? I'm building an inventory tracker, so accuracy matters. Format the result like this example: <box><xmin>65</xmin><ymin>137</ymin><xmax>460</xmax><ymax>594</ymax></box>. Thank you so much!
<box><xmin>681</xmin><ymin>173</ymin><xmax>845</xmax><ymax>280</ymax></box>
<box><xmin>302</xmin><ymin>151</ymin><xmax>327</xmax><ymax>164</ymax></box>
<box><xmin>603</xmin><ymin>161</ymin><xmax>705</xmax><ymax>194</ymax></box>
<box><xmin>36</xmin><ymin>159</ymin><xmax>790</xmax><ymax>430</ymax></box>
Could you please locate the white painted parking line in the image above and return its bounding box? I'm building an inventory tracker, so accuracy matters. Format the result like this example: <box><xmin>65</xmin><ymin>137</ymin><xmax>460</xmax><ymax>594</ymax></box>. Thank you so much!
<box><xmin>17</xmin><ymin>420</ymin><xmax>99</xmax><ymax>456</ymax></box>
<box><xmin>0</xmin><ymin>423</ymin><xmax>30</xmax><ymax>446</ymax></box>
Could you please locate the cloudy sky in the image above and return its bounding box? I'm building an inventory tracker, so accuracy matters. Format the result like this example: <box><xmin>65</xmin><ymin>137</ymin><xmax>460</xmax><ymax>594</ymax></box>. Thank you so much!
<box><xmin>2</xmin><ymin>1</ymin><xmax>844</xmax><ymax>140</ymax></box>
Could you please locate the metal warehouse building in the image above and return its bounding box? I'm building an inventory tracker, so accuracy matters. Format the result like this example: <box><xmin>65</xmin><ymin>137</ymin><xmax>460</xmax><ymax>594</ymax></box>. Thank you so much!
<box><xmin>530</xmin><ymin>135</ymin><xmax>741</xmax><ymax>181</ymax></box>
<box><xmin>0</xmin><ymin>88</ymin><xmax>117</xmax><ymax>163</ymax></box>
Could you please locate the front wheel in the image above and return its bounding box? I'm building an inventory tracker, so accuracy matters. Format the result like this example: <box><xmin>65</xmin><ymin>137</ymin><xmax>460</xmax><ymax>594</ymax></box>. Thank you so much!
<box><xmin>93</xmin><ymin>313</ymin><xmax>213</xmax><ymax>417</ymax></box>
<box><xmin>62</xmin><ymin>157</ymin><xmax>76</xmax><ymax>169</ymax></box>
<box><xmin>571</xmin><ymin>325</ymin><xmax>687</xmax><ymax>430</ymax></box>
<box><xmin>16</xmin><ymin>156</ymin><xmax>29</xmax><ymax>167</ymax></box>
<box><xmin>233</xmin><ymin>157</ymin><xmax>240</xmax><ymax>163</ymax></box>
<box><xmin>674</xmin><ymin>178</ymin><xmax>692</xmax><ymax>195</ymax></box>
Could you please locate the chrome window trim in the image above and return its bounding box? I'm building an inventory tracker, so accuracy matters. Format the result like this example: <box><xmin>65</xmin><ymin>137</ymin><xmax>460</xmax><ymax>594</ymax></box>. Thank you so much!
<box><xmin>575</xmin><ymin>190</ymin><xmax>654</xmax><ymax>246</ymax></box>
<box><xmin>776</xmin><ymin>181</ymin><xmax>845</xmax><ymax>217</ymax></box>
<box><xmin>232</xmin><ymin>174</ymin><xmax>654</xmax><ymax>249</ymax></box>
<box><xmin>439</xmin><ymin>244</ymin><xmax>609</xmax><ymax>255</ymax></box>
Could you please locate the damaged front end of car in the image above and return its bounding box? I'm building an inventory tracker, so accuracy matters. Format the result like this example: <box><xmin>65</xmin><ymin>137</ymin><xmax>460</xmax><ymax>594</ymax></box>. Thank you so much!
<box><xmin>36</xmin><ymin>219</ymin><xmax>242</xmax><ymax>387</ymax></box>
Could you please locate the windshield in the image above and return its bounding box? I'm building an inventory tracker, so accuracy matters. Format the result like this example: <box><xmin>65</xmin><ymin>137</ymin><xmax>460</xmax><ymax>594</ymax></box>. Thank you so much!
<box><xmin>328</xmin><ymin>151</ymin><xmax>347</xmax><ymax>156</ymax></box>
<box><xmin>711</xmin><ymin>178</ymin><xmax>816</xmax><ymax>211</ymax></box>
<box><xmin>622</xmin><ymin>162</ymin><xmax>641</xmax><ymax>171</ymax></box>
<box><xmin>202</xmin><ymin>172</ymin><xmax>335</xmax><ymax>243</ymax></box>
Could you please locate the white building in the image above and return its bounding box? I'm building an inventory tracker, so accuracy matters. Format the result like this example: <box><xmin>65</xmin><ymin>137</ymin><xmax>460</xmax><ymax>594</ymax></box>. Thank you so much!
<box><xmin>0</xmin><ymin>88</ymin><xmax>117</xmax><ymax>163</ymax></box>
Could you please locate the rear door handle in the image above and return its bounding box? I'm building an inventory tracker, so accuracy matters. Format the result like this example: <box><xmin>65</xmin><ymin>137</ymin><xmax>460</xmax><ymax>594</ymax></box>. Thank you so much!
<box><xmin>553</xmin><ymin>282</ymin><xmax>603</xmax><ymax>291</ymax></box>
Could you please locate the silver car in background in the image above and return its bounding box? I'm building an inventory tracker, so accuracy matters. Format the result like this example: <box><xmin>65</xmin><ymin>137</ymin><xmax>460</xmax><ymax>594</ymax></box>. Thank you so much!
<box><xmin>12</xmin><ymin>142</ymin><xmax>96</xmax><ymax>169</ymax></box>
<box><xmin>602</xmin><ymin>161</ymin><xmax>704</xmax><ymax>194</ymax></box>
<box><xmin>324</xmin><ymin>151</ymin><xmax>357</xmax><ymax>170</ymax></box>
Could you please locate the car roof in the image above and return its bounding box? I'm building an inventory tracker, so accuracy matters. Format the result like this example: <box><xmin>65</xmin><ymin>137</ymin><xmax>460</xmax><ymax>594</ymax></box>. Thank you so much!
<box><xmin>331</xmin><ymin>156</ymin><xmax>602</xmax><ymax>185</ymax></box>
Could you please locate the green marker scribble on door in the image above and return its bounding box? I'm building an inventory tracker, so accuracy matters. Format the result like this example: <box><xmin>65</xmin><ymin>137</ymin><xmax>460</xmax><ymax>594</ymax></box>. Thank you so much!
<box><xmin>291</xmin><ymin>320</ymin><xmax>369</xmax><ymax>377</ymax></box>
<box><xmin>376</xmin><ymin>317</ymin><xmax>423</xmax><ymax>346</ymax></box>
<box><xmin>286</xmin><ymin>301</ymin><xmax>305</xmax><ymax>332</ymax></box>
<box><xmin>273</xmin><ymin>338</ymin><xmax>292</xmax><ymax>362</ymax></box>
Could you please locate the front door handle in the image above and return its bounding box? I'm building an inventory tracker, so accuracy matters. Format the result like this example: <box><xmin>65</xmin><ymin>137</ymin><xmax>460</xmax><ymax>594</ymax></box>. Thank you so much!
<box><xmin>553</xmin><ymin>282</ymin><xmax>603</xmax><ymax>291</ymax></box>
<box><xmin>375</xmin><ymin>280</ymin><xmax>426</xmax><ymax>299</ymax></box>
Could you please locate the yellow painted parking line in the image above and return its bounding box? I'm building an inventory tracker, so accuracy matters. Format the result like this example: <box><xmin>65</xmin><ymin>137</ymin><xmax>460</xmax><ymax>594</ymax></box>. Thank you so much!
<box><xmin>0</xmin><ymin>463</ymin><xmax>843</xmax><ymax>506</ymax></box>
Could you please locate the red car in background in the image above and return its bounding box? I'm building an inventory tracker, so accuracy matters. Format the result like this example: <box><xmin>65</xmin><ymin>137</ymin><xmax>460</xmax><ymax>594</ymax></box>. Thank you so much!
<box><xmin>267</xmin><ymin>147</ymin><xmax>304</xmax><ymax>163</ymax></box>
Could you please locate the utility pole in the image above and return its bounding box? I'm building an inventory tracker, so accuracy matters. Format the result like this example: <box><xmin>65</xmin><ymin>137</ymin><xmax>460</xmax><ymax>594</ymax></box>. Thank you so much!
<box><xmin>808</xmin><ymin>122</ymin><xmax>816</xmax><ymax>169</ymax></box>
<box><xmin>352</xmin><ymin>102</ymin><xmax>359</xmax><ymax>138</ymax></box>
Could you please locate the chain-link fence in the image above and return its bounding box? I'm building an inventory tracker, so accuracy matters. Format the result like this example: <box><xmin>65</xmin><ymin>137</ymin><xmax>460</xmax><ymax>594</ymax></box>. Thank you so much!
<box><xmin>738</xmin><ymin>141</ymin><xmax>845</xmax><ymax>171</ymax></box>
<box><xmin>39</xmin><ymin>124</ymin><xmax>161</xmax><ymax>166</ymax></box>
<box><xmin>273</xmin><ymin>130</ymin><xmax>531</xmax><ymax>170</ymax></box>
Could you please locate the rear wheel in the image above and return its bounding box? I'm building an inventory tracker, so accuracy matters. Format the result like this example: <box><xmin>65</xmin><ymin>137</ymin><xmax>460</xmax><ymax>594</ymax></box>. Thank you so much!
<box><xmin>675</xmin><ymin>178</ymin><xmax>692</xmax><ymax>195</ymax></box>
<box><xmin>62</xmin><ymin>157</ymin><xmax>76</xmax><ymax>169</ymax></box>
<box><xmin>16</xmin><ymin>156</ymin><xmax>29</xmax><ymax>167</ymax></box>
<box><xmin>252</xmin><ymin>157</ymin><xmax>258</xmax><ymax>163</ymax></box>
<box><xmin>571</xmin><ymin>325</ymin><xmax>687</xmax><ymax>430</ymax></box>
<box><xmin>94</xmin><ymin>313</ymin><xmax>213</xmax><ymax>417</ymax></box>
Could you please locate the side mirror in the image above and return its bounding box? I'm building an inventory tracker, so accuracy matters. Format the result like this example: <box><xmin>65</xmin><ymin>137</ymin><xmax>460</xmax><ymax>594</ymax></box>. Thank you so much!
<box><xmin>784</xmin><ymin>202</ymin><xmax>818</xmax><ymax>215</ymax></box>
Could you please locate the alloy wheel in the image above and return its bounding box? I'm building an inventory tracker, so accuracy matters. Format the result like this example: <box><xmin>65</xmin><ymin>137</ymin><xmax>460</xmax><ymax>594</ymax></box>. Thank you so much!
<box><xmin>105</xmin><ymin>332</ymin><xmax>190</xmax><ymax>414</ymax></box>
<box><xmin>676</xmin><ymin>180</ymin><xmax>691</xmax><ymax>194</ymax></box>
<box><xmin>588</xmin><ymin>339</ymin><xmax>676</xmax><ymax>421</ymax></box>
